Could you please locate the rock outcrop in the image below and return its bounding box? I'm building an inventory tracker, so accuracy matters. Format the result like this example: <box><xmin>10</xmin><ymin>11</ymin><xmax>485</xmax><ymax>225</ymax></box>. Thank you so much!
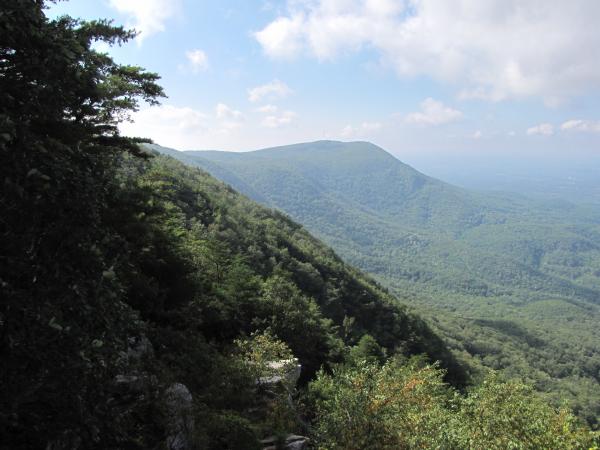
<box><xmin>165</xmin><ymin>383</ymin><xmax>194</xmax><ymax>450</ymax></box>
<box><xmin>261</xmin><ymin>434</ymin><xmax>310</xmax><ymax>450</ymax></box>
<box><xmin>257</xmin><ymin>358</ymin><xmax>302</xmax><ymax>387</ymax></box>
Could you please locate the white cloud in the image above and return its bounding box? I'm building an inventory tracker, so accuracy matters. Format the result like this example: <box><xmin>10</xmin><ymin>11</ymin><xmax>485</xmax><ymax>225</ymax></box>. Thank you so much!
<box><xmin>108</xmin><ymin>0</ymin><xmax>181</xmax><ymax>43</ymax></box>
<box><xmin>561</xmin><ymin>119</ymin><xmax>600</xmax><ymax>133</ymax></box>
<box><xmin>340</xmin><ymin>125</ymin><xmax>354</xmax><ymax>138</ymax></box>
<box><xmin>215</xmin><ymin>103</ymin><xmax>245</xmax><ymax>132</ymax></box>
<box><xmin>185</xmin><ymin>49</ymin><xmax>209</xmax><ymax>72</ymax></box>
<box><xmin>255</xmin><ymin>0</ymin><xmax>600</xmax><ymax>103</ymax></box>
<box><xmin>254</xmin><ymin>15</ymin><xmax>306</xmax><ymax>59</ymax></box>
<box><xmin>406</xmin><ymin>98</ymin><xmax>463</xmax><ymax>126</ymax></box>
<box><xmin>341</xmin><ymin>121</ymin><xmax>383</xmax><ymax>137</ymax></box>
<box><xmin>361</xmin><ymin>122</ymin><xmax>383</xmax><ymax>132</ymax></box>
<box><xmin>261</xmin><ymin>110</ymin><xmax>297</xmax><ymax>128</ymax></box>
<box><xmin>472</xmin><ymin>130</ymin><xmax>483</xmax><ymax>139</ymax></box>
<box><xmin>255</xmin><ymin>104</ymin><xmax>279</xmax><ymax>114</ymax></box>
<box><xmin>215</xmin><ymin>103</ymin><xmax>244</xmax><ymax>121</ymax></box>
<box><xmin>248</xmin><ymin>79</ymin><xmax>293</xmax><ymax>103</ymax></box>
<box><xmin>527</xmin><ymin>123</ymin><xmax>554</xmax><ymax>136</ymax></box>
<box><xmin>119</xmin><ymin>104</ymin><xmax>207</xmax><ymax>148</ymax></box>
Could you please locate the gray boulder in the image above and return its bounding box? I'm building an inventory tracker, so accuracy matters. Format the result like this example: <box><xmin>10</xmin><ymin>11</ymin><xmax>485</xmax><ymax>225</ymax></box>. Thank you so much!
<box><xmin>261</xmin><ymin>434</ymin><xmax>309</xmax><ymax>450</ymax></box>
<box><xmin>165</xmin><ymin>383</ymin><xmax>194</xmax><ymax>450</ymax></box>
<box><xmin>257</xmin><ymin>359</ymin><xmax>302</xmax><ymax>387</ymax></box>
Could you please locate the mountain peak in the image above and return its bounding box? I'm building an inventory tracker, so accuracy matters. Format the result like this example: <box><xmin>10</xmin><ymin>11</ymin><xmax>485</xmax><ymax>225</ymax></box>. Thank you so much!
<box><xmin>232</xmin><ymin>140</ymin><xmax>407</xmax><ymax>170</ymax></box>
<box><xmin>152</xmin><ymin>140</ymin><xmax>452</xmax><ymax>225</ymax></box>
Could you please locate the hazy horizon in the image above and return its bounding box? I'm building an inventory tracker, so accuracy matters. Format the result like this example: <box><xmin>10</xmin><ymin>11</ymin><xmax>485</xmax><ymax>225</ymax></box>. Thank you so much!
<box><xmin>155</xmin><ymin>138</ymin><xmax>600</xmax><ymax>206</ymax></box>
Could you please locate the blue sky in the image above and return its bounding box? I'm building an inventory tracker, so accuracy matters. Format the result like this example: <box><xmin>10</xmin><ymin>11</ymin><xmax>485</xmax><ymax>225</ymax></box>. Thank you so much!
<box><xmin>48</xmin><ymin>0</ymin><xmax>600</xmax><ymax>169</ymax></box>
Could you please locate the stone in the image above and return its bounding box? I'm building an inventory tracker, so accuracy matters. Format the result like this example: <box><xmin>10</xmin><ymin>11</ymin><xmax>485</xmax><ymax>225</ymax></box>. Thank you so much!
<box><xmin>257</xmin><ymin>359</ymin><xmax>302</xmax><ymax>386</ymax></box>
<box><xmin>261</xmin><ymin>434</ymin><xmax>309</xmax><ymax>450</ymax></box>
<box><xmin>165</xmin><ymin>383</ymin><xmax>194</xmax><ymax>450</ymax></box>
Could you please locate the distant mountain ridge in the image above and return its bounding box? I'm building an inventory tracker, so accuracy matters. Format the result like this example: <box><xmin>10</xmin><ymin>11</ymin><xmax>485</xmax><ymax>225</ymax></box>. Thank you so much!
<box><xmin>176</xmin><ymin>141</ymin><xmax>480</xmax><ymax>232</ymax></box>
<box><xmin>150</xmin><ymin>140</ymin><xmax>600</xmax><ymax>425</ymax></box>
<box><xmin>149</xmin><ymin>141</ymin><xmax>600</xmax><ymax>301</ymax></box>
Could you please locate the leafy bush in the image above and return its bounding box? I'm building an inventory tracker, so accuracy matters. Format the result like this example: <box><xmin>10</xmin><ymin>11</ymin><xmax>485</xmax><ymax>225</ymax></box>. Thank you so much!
<box><xmin>309</xmin><ymin>361</ymin><xmax>599</xmax><ymax>449</ymax></box>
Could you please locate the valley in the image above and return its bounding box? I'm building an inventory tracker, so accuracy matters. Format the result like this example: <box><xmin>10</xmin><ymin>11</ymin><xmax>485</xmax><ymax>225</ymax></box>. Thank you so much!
<box><xmin>156</xmin><ymin>140</ymin><xmax>600</xmax><ymax>426</ymax></box>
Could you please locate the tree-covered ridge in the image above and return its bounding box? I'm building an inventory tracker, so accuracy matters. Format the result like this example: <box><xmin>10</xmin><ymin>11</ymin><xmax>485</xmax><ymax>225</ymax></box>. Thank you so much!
<box><xmin>157</xmin><ymin>141</ymin><xmax>600</xmax><ymax>427</ymax></box>
<box><xmin>125</xmin><ymin>152</ymin><xmax>467</xmax><ymax>385</ymax></box>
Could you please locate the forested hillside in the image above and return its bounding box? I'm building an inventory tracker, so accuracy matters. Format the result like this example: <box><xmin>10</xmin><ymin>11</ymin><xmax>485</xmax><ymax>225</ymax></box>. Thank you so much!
<box><xmin>2</xmin><ymin>1</ymin><xmax>599</xmax><ymax>448</ymax></box>
<box><xmin>158</xmin><ymin>140</ymin><xmax>600</xmax><ymax>427</ymax></box>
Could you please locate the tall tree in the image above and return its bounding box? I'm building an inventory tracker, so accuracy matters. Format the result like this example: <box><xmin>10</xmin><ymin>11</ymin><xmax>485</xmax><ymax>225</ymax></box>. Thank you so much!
<box><xmin>0</xmin><ymin>1</ymin><xmax>164</xmax><ymax>447</ymax></box>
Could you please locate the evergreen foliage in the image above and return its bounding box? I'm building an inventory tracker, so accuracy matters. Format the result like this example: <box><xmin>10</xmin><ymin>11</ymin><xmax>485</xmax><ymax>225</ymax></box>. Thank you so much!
<box><xmin>1</xmin><ymin>1</ymin><xmax>164</xmax><ymax>446</ymax></box>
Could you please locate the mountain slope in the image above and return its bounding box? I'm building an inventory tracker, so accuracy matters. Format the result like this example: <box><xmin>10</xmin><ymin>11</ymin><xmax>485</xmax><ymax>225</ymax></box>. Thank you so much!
<box><xmin>151</xmin><ymin>141</ymin><xmax>600</xmax><ymax>303</ymax></box>
<box><xmin>153</xmin><ymin>140</ymin><xmax>600</xmax><ymax>427</ymax></box>
<box><xmin>3</xmin><ymin>145</ymin><xmax>470</xmax><ymax>447</ymax></box>
<box><xmin>137</xmin><ymin>152</ymin><xmax>467</xmax><ymax>382</ymax></box>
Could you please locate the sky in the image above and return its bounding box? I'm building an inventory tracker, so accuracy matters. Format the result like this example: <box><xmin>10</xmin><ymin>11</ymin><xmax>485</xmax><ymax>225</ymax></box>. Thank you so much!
<box><xmin>48</xmin><ymin>0</ymin><xmax>600</xmax><ymax>173</ymax></box>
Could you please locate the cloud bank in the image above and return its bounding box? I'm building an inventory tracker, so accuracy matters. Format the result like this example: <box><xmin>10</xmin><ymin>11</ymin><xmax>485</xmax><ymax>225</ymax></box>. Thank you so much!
<box><xmin>255</xmin><ymin>0</ymin><xmax>600</xmax><ymax>104</ymax></box>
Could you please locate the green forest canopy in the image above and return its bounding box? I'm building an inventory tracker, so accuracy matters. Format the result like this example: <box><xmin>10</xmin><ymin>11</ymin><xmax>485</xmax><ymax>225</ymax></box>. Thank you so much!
<box><xmin>156</xmin><ymin>140</ymin><xmax>600</xmax><ymax>427</ymax></box>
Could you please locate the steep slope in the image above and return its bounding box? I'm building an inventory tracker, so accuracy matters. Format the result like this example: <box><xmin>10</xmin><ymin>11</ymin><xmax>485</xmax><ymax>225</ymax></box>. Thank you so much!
<box><xmin>151</xmin><ymin>141</ymin><xmax>600</xmax><ymax>303</ymax></box>
<box><xmin>154</xmin><ymin>140</ymin><xmax>600</xmax><ymax>427</ymax></box>
<box><xmin>135</xmin><ymin>151</ymin><xmax>467</xmax><ymax>382</ymax></box>
<box><xmin>3</xmin><ymin>146</ymin><xmax>469</xmax><ymax>447</ymax></box>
